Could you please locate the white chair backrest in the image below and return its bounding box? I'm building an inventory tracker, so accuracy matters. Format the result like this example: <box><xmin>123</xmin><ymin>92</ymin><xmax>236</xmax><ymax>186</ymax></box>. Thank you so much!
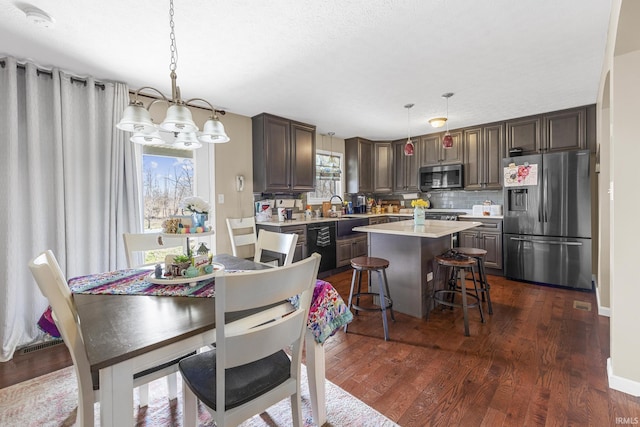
<box><xmin>225</xmin><ymin>217</ymin><xmax>258</xmax><ymax>258</ymax></box>
<box><xmin>254</xmin><ymin>229</ymin><xmax>298</xmax><ymax>267</ymax></box>
<box><xmin>214</xmin><ymin>253</ymin><xmax>321</xmax><ymax>415</ymax></box>
<box><xmin>123</xmin><ymin>232</ymin><xmax>186</xmax><ymax>268</ymax></box>
<box><xmin>29</xmin><ymin>250</ymin><xmax>95</xmax><ymax>425</ymax></box>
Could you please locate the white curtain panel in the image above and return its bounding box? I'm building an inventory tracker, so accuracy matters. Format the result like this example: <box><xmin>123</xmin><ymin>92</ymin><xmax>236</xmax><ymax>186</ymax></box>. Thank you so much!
<box><xmin>0</xmin><ymin>56</ymin><xmax>141</xmax><ymax>361</ymax></box>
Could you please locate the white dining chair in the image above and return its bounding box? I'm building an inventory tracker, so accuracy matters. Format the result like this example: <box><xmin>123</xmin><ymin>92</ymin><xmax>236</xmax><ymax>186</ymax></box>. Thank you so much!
<box><xmin>29</xmin><ymin>250</ymin><xmax>192</xmax><ymax>427</ymax></box>
<box><xmin>123</xmin><ymin>232</ymin><xmax>186</xmax><ymax>268</ymax></box>
<box><xmin>254</xmin><ymin>228</ymin><xmax>298</xmax><ymax>267</ymax></box>
<box><xmin>226</xmin><ymin>217</ymin><xmax>280</xmax><ymax>266</ymax></box>
<box><xmin>178</xmin><ymin>253</ymin><xmax>321</xmax><ymax>427</ymax></box>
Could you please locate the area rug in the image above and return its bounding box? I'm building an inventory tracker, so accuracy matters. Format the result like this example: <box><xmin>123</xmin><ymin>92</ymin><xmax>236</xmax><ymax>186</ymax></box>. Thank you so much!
<box><xmin>0</xmin><ymin>364</ymin><xmax>398</xmax><ymax>427</ymax></box>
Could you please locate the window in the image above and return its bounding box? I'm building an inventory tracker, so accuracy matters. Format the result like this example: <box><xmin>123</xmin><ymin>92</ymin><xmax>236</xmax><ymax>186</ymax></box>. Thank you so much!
<box><xmin>307</xmin><ymin>150</ymin><xmax>343</xmax><ymax>204</ymax></box>
<box><xmin>142</xmin><ymin>147</ymin><xmax>194</xmax><ymax>231</ymax></box>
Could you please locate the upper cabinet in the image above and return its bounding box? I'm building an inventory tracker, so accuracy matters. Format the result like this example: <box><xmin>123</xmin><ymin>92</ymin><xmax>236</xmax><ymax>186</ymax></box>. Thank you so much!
<box><xmin>374</xmin><ymin>142</ymin><xmax>393</xmax><ymax>193</ymax></box>
<box><xmin>420</xmin><ymin>131</ymin><xmax>464</xmax><ymax>166</ymax></box>
<box><xmin>392</xmin><ymin>138</ymin><xmax>420</xmax><ymax>193</ymax></box>
<box><xmin>252</xmin><ymin>113</ymin><xmax>316</xmax><ymax>193</ymax></box>
<box><xmin>464</xmin><ymin>123</ymin><xmax>504</xmax><ymax>190</ymax></box>
<box><xmin>345</xmin><ymin>137</ymin><xmax>374</xmax><ymax>194</ymax></box>
<box><xmin>506</xmin><ymin>106</ymin><xmax>588</xmax><ymax>155</ymax></box>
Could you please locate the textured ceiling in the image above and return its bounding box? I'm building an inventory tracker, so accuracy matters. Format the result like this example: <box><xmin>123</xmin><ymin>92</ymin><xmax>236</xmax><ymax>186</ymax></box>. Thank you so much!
<box><xmin>0</xmin><ymin>0</ymin><xmax>611</xmax><ymax>140</ymax></box>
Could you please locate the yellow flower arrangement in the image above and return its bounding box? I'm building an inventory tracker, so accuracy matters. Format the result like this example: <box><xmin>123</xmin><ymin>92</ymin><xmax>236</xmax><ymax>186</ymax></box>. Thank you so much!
<box><xmin>411</xmin><ymin>199</ymin><xmax>429</xmax><ymax>208</ymax></box>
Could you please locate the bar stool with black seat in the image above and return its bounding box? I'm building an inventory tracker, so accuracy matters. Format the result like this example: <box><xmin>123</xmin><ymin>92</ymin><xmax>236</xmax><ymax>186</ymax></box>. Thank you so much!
<box><xmin>433</xmin><ymin>251</ymin><xmax>485</xmax><ymax>336</ymax></box>
<box><xmin>344</xmin><ymin>256</ymin><xmax>395</xmax><ymax>341</ymax></box>
<box><xmin>455</xmin><ymin>247</ymin><xmax>493</xmax><ymax>315</ymax></box>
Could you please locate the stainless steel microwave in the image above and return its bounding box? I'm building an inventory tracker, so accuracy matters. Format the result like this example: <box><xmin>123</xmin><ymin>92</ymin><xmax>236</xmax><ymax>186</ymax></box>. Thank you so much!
<box><xmin>419</xmin><ymin>164</ymin><xmax>464</xmax><ymax>190</ymax></box>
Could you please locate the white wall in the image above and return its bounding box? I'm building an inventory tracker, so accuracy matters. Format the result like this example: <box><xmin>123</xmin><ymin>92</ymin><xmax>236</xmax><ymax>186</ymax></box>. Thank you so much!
<box><xmin>599</xmin><ymin>0</ymin><xmax>640</xmax><ymax>395</ymax></box>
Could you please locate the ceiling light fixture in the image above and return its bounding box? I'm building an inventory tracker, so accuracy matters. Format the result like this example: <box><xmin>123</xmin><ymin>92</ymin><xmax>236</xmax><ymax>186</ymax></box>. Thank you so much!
<box><xmin>428</xmin><ymin>117</ymin><xmax>447</xmax><ymax>128</ymax></box>
<box><xmin>404</xmin><ymin>103</ymin><xmax>415</xmax><ymax>156</ymax></box>
<box><xmin>23</xmin><ymin>7</ymin><xmax>55</xmax><ymax>28</ymax></box>
<box><xmin>116</xmin><ymin>0</ymin><xmax>229</xmax><ymax>149</ymax></box>
<box><xmin>440</xmin><ymin>93</ymin><xmax>455</xmax><ymax>149</ymax></box>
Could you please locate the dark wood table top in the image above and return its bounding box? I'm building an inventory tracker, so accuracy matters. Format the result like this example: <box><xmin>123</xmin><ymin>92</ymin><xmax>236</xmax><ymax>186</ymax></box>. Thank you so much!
<box><xmin>75</xmin><ymin>254</ymin><xmax>273</xmax><ymax>371</ymax></box>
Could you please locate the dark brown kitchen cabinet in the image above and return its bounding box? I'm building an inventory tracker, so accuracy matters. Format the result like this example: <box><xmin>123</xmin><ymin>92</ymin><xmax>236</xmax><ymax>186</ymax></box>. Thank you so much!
<box><xmin>252</xmin><ymin>113</ymin><xmax>315</xmax><ymax>193</ymax></box>
<box><xmin>392</xmin><ymin>138</ymin><xmax>420</xmax><ymax>192</ymax></box>
<box><xmin>345</xmin><ymin>137</ymin><xmax>374</xmax><ymax>194</ymax></box>
<box><xmin>374</xmin><ymin>142</ymin><xmax>393</xmax><ymax>193</ymax></box>
<box><xmin>336</xmin><ymin>234</ymin><xmax>367</xmax><ymax>267</ymax></box>
<box><xmin>506</xmin><ymin>106</ymin><xmax>587</xmax><ymax>155</ymax></box>
<box><xmin>505</xmin><ymin>115</ymin><xmax>541</xmax><ymax>155</ymax></box>
<box><xmin>542</xmin><ymin>107</ymin><xmax>587</xmax><ymax>153</ymax></box>
<box><xmin>420</xmin><ymin>131</ymin><xmax>464</xmax><ymax>166</ymax></box>
<box><xmin>464</xmin><ymin>123</ymin><xmax>504</xmax><ymax>190</ymax></box>
<box><xmin>459</xmin><ymin>218</ymin><xmax>502</xmax><ymax>270</ymax></box>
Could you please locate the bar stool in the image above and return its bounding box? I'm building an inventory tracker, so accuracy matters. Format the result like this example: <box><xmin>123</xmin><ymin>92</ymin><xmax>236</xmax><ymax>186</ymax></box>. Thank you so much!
<box><xmin>344</xmin><ymin>256</ymin><xmax>395</xmax><ymax>341</ymax></box>
<box><xmin>433</xmin><ymin>251</ymin><xmax>484</xmax><ymax>336</ymax></box>
<box><xmin>455</xmin><ymin>247</ymin><xmax>493</xmax><ymax>315</ymax></box>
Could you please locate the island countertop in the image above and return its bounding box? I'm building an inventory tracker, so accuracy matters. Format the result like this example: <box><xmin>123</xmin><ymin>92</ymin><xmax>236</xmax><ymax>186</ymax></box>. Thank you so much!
<box><xmin>353</xmin><ymin>219</ymin><xmax>482</xmax><ymax>238</ymax></box>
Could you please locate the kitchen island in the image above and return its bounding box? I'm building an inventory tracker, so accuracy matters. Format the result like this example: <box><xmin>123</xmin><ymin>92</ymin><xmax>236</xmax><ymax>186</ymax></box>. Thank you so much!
<box><xmin>352</xmin><ymin>219</ymin><xmax>482</xmax><ymax>318</ymax></box>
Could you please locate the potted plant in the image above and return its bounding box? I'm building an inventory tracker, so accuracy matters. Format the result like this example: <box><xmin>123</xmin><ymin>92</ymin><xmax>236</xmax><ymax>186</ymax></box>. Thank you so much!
<box><xmin>171</xmin><ymin>254</ymin><xmax>192</xmax><ymax>276</ymax></box>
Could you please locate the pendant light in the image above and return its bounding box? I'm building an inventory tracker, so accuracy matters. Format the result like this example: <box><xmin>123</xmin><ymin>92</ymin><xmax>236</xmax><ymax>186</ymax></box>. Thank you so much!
<box><xmin>404</xmin><ymin>103</ymin><xmax>415</xmax><ymax>156</ymax></box>
<box><xmin>116</xmin><ymin>0</ymin><xmax>230</xmax><ymax>149</ymax></box>
<box><xmin>441</xmin><ymin>93</ymin><xmax>454</xmax><ymax>149</ymax></box>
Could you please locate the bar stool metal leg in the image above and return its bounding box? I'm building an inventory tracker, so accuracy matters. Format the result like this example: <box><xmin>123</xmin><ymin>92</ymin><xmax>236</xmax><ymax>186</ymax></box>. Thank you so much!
<box><xmin>376</xmin><ymin>270</ymin><xmax>390</xmax><ymax>341</ymax></box>
<box><xmin>381</xmin><ymin>269</ymin><xmax>395</xmax><ymax>321</ymax></box>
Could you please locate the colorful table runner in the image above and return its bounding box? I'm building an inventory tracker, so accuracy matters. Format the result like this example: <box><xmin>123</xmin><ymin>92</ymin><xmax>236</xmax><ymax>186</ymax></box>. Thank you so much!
<box><xmin>38</xmin><ymin>269</ymin><xmax>352</xmax><ymax>344</ymax></box>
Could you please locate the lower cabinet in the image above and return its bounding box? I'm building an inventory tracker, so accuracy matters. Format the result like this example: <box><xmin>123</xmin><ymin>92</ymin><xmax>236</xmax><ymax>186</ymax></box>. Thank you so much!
<box><xmin>459</xmin><ymin>218</ymin><xmax>503</xmax><ymax>270</ymax></box>
<box><xmin>336</xmin><ymin>234</ymin><xmax>368</xmax><ymax>267</ymax></box>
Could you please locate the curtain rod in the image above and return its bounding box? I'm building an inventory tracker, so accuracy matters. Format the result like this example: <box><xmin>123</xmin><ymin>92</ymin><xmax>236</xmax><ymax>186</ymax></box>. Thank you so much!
<box><xmin>0</xmin><ymin>60</ymin><xmax>105</xmax><ymax>90</ymax></box>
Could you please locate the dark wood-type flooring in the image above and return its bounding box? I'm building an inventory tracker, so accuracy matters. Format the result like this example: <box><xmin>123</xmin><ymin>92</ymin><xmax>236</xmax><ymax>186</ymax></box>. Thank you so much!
<box><xmin>2</xmin><ymin>270</ymin><xmax>640</xmax><ymax>426</ymax></box>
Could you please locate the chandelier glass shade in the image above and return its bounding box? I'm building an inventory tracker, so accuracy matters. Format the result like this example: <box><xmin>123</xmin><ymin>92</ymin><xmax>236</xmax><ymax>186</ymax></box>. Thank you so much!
<box><xmin>404</xmin><ymin>103</ymin><xmax>415</xmax><ymax>156</ymax></box>
<box><xmin>115</xmin><ymin>0</ymin><xmax>229</xmax><ymax>149</ymax></box>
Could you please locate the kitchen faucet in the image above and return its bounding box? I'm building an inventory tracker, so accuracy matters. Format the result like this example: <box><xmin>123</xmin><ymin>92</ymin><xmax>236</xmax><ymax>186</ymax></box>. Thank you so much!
<box><xmin>329</xmin><ymin>195</ymin><xmax>343</xmax><ymax>206</ymax></box>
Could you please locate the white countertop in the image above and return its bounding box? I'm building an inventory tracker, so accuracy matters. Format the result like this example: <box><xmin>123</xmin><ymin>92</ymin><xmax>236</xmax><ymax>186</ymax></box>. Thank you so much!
<box><xmin>256</xmin><ymin>212</ymin><xmax>502</xmax><ymax>227</ymax></box>
<box><xmin>353</xmin><ymin>219</ymin><xmax>483</xmax><ymax>238</ymax></box>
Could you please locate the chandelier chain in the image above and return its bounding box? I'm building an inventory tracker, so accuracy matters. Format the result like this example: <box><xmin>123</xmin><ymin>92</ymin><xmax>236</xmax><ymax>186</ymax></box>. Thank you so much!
<box><xmin>168</xmin><ymin>0</ymin><xmax>178</xmax><ymax>73</ymax></box>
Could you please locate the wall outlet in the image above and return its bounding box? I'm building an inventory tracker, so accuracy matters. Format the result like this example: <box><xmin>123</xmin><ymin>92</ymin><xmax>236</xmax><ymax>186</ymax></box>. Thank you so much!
<box><xmin>426</xmin><ymin>272</ymin><xmax>433</xmax><ymax>281</ymax></box>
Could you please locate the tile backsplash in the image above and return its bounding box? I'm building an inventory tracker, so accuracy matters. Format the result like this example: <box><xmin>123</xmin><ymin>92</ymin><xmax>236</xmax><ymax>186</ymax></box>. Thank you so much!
<box><xmin>425</xmin><ymin>190</ymin><xmax>503</xmax><ymax>209</ymax></box>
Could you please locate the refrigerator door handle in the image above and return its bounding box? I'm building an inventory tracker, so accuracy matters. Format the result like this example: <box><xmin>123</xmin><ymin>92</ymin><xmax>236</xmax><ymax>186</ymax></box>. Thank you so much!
<box><xmin>543</xmin><ymin>168</ymin><xmax>548</xmax><ymax>223</ymax></box>
<box><xmin>509</xmin><ymin>237</ymin><xmax>582</xmax><ymax>246</ymax></box>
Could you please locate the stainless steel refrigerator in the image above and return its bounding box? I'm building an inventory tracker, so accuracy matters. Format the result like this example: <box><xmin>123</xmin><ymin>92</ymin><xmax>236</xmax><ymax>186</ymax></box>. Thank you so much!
<box><xmin>503</xmin><ymin>150</ymin><xmax>592</xmax><ymax>290</ymax></box>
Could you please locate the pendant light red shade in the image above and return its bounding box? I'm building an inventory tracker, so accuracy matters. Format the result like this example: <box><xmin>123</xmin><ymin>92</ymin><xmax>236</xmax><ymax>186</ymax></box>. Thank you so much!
<box><xmin>442</xmin><ymin>132</ymin><xmax>453</xmax><ymax>148</ymax></box>
<box><xmin>440</xmin><ymin>92</ymin><xmax>454</xmax><ymax>149</ymax></box>
<box><xmin>404</xmin><ymin>139</ymin><xmax>414</xmax><ymax>156</ymax></box>
<box><xmin>404</xmin><ymin>103</ymin><xmax>415</xmax><ymax>156</ymax></box>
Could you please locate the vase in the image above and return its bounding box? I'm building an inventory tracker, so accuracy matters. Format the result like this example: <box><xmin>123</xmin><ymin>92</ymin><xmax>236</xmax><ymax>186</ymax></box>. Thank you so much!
<box><xmin>191</xmin><ymin>213</ymin><xmax>208</xmax><ymax>228</ymax></box>
<box><xmin>414</xmin><ymin>207</ymin><xmax>425</xmax><ymax>225</ymax></box>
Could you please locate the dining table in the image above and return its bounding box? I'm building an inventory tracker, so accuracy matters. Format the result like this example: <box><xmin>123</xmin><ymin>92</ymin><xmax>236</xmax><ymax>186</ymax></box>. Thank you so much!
<box><xmin>62</xmin><ymin>253</ymin><xmax>352</xmax><ymax>427</ymax></box>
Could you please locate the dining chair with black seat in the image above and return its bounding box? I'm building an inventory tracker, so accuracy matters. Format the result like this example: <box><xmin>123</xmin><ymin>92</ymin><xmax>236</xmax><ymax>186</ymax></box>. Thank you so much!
<box><xmin>122</xmin><ymin>232</ymin><xmax>192</xmax><ymax>405</ymax></box>
<box><xmin>179</xmin><ymin>253</ymin><xmax>321</xmax><ymax>427</ymax></box>
<box><xmin>28</xmin><ymin>250</ymin><xmax>192</xmax><ymax>427</ymax></box>
<box><xmin>226</xmin><ymin>217</ymin><xmax>289</xmax><ymax>266</ymax></box>
<box><xmin>254</xmin><ymin>228</ymin><xmax>298</xmax><ymax>267</ymax></box>
<box><xmin>123</xmin><ymin>232</ymin><xmax>187</xmax><ymax>268</ymax></box>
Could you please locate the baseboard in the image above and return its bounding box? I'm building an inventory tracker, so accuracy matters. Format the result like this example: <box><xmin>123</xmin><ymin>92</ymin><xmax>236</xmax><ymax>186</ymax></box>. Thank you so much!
<box><xmin>608</xmin><ymin>358</ymin><xmax>640</xmax><ymax>396</ymax></box>
<box><xmin>593</xmin><ymin>274</ymin><xmax>611</xmax><ymax>317</ymax></box>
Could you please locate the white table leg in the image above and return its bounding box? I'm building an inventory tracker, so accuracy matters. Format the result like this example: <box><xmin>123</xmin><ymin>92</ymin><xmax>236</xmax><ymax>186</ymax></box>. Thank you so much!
<box><xmin>305</xmin><ymin>329</ymin><xmax>326</xmax><ymax>426</ymax></box>
<box><xmin>100</xmin><ymin>361</ymin><xmax>134</xmax><ymax>427</ymax></box>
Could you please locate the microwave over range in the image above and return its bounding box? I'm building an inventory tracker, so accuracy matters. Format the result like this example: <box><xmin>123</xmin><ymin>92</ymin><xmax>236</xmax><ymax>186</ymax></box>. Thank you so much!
<box><xmin>419</xmin><ymin>164</ymin><xmax>464</xmax><ymax>191</ymax></box>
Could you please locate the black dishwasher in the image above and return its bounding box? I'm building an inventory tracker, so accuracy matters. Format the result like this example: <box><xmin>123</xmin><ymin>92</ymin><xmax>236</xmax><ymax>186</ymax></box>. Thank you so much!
<box><xmin>307</xmin><ymin>222</ymin><xmax>336</xmax><ymax>273</ymax></box>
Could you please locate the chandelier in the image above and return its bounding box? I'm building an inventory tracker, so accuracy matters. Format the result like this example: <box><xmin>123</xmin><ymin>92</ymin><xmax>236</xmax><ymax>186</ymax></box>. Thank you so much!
<box><xmin>404</xmin><ymin>103</ymin><xmax>415</xmax><ymax>156</ymax></box>
<box><xmin>116</xmin><ymin>0</ymin><xmax>229</xmax><ymax>149</ymax></box>
<box><xmin>440</xmin><ymin>93</ymin><xmax>454</xmax><ymax>149</ymax></box>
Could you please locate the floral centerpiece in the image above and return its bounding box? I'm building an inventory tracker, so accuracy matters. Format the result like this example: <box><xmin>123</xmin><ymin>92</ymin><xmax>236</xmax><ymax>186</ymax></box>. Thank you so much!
<box><xmin>411</xmin><ymin>199</ymin><xmax>429</xmax><ymax>225</ymax></box>
<box><xmin>180</xmin><ymin>196</ymin><xmax>210</xmax><ymax>229</ymax></box>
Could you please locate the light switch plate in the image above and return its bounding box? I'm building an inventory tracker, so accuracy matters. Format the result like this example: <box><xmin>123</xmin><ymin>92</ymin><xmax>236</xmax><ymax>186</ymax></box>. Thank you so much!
<box><xmin>218</xmin><ymin>194</ymin><xmax>224</xmax><ymax>204</ymax></box>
